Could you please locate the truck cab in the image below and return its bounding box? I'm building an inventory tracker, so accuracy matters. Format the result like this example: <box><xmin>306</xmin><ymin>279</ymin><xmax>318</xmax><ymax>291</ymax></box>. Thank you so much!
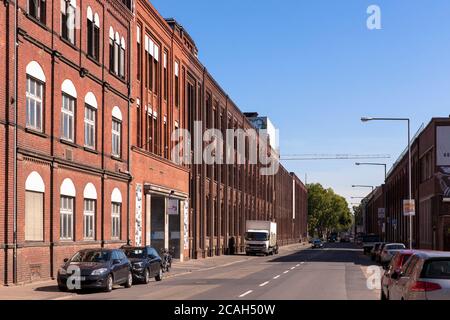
<box><xmin>245</xmin><ymin>221</ymin><xmax>279</xmax><ymax>256</ymax></box>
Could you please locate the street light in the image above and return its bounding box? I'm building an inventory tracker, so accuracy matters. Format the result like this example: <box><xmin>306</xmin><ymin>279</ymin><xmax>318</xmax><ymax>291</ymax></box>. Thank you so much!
<box><xmin>352</xmin><ymin>185</ymin><xmax>375</xmax><ymax>191</ymax></box>
<box><xmin>355</xmin><ymin>162</ymin><xmax>387</xmax><ymax>181</ymax></box>
<box><xmin>361</xmin><ymin>116</ymin><xmax>413</xmax><ymax>249</ymax></box>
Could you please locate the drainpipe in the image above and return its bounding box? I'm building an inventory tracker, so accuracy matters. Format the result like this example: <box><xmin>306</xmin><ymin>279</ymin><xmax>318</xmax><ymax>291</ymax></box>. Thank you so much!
<box><xmin>12</xmin><ymin>0</ymin><xmax>18</xmax><ymax>285</ymax></box>
<box><xmin>127</xmin><ymin>19</ymin><xmax>132</xmax><ymax>245</ymax></box>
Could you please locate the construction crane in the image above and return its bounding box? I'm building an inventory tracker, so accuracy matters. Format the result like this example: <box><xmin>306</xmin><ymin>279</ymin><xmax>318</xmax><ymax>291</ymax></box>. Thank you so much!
<box><xmin>280</xmin><ymin>154</ymin><xmax>391</xmax><ymax>161</ymax></box>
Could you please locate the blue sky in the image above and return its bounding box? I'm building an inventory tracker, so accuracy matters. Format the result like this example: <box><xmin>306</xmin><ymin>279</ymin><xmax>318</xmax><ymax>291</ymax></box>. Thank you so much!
<box><xmin>151</xmin><ymin>0</ymin><xmax>450</xmax><ymax>206</ymax></box>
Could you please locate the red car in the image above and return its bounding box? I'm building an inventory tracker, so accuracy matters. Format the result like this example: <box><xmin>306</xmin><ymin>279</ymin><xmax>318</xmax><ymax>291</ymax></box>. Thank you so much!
<box><xmin>381</xmin><ymin>250</ymin><xmax>416</xmax><ymax>300</ymax></box>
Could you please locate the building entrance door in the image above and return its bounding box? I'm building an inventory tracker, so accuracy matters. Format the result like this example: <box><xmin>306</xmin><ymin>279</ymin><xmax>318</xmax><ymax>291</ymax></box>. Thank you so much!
<box><xmin>151</xmin><ymin>196</ymin><xmax>166</xmax><ymax>252</ymax></box>
<box><xmin>168</xmin><ymin>198</ymin><xmax>181</xmax><ymax>259</ymax></box>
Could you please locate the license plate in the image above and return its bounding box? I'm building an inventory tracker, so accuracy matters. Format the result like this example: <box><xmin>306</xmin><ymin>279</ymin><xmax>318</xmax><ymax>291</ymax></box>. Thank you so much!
<box><xmin>73</xmin><ymin>276</ymin><xmax>86</xmax><ymax>281</ymax></box>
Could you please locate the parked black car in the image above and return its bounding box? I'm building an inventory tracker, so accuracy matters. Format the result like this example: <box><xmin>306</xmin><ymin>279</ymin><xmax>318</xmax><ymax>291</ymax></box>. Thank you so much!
<box><xmin>122</xmin><ymin>246</ymin><xmax>163</xmax><ymax>284</ymax></box>
<box><xmin>57</xmin><ymin>249</ymin><xmax>133</xmax><ymax>292</ymax></box>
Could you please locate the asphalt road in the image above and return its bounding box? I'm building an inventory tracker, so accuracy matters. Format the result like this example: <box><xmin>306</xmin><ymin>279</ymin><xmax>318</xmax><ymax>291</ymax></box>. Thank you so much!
<box><xmin>53</xmin><ymin>242</ymin><xmax>380</xmax><ymax>300</ymax></box>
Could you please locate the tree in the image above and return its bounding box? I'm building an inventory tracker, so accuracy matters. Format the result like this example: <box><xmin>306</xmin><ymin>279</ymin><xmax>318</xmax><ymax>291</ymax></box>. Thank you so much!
<box><xmin>307</xmin><ymin>183</ymin><xmax>353</xmax><ymax>238</ymax></box>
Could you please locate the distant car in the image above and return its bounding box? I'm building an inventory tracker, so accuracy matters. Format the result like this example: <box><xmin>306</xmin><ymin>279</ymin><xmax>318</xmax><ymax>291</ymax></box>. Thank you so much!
<box><xmin>122</xmin><ymin>246</ymin><xmax>164</xmax><ymax>284</ymax></box>
<box><xmin>312</xmin><ymin>239</ymin><xmax>324</xmax><ymax>249</ymax></box>
<box><xmin>381</xmin><ymin>250</ymin><xmax>415</xmax><ymax>300</ymax></box>
<box><xmin>389</xmin><ymin>251</ymin><xmax>450</xmax><ymax>300</ymax></box>
<box><xmin>380</xmin><ymin>243</ymin><xmax>406</xmax><ymax>266</ymax></box>
<box><xmin>362</xmin><ymin>234</ymin><xmax>381</xmax><ymax>255</ymax></box>
<box><xmin>57</xmin><ymin>249</ymin><xmax>133</xmax><ymax>292</ymax></box>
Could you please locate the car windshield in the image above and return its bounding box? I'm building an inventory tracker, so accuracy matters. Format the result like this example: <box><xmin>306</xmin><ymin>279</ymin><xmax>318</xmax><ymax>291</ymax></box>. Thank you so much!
<box><xmin>124</xmin><ymin>248</ymin><xmax>146</xmax><ymax>259</ymax></box>
<box><xmin>422</xmin><ymin>259</ymin><xmax>450</xmax><ymax>279</ymax></box>
<box><xmin>314</xmin><ymin>240</ymin><xmax>321</xmax><ymax>243</ymax></box>
<box><xmin>70</xmin><ymin>250</ymin><xmax>110</xmax><ymax>263</ymax></box>
<box><xmin>386</xmin><ymin>244</ymin><xmax>405</xmax><ymax>250</ymax></box>
<box><xmin>246</xmin><ymin>232</ymin><xmax>269</xmax><ymax>241</ymax></box>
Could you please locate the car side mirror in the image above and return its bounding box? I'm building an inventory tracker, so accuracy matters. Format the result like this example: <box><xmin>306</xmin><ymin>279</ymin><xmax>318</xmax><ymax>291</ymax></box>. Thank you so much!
<box><xmin>113</xmin><ymin>259</ymin><xmax>121</xmax><ymax>265</ymax></box>
<box><xmin>63</xmin><ymin>258</ymin><xmax>69</xmax><ymax>263</ymax></box>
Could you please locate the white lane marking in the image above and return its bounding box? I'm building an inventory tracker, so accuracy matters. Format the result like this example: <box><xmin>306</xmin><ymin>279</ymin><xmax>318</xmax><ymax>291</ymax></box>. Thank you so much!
<box><xmin>283</xmin><ymin>270</ymin><xmax>289</xmax><ymax>274</ymax></box>
<box><xmin>296</xmin><ymin>264</ymin><xmax>300</xmax><ymax>267</ymax></box>
<box><xmin>239</xmin><ymin>290</ymin><xmax>253</xmax><ymax>298</ymax></box>
<box><xmin>259</xmin><ymin>281</ymin><xmax>269</xmax><ymax>287</ymax></box>
<box><xmin>290</xmin><ymin>267</ymin><xmax>295</xmax><ymax>270</ymax></box>
<box><xmin>273</xmin><ymin>275</ymin><xmax>281</xmax><ymax>279</ymax></box>
<box><xmin>301</xmin><ymin>262</ymin><xmax>305</xmax><ymax>265</ymax></box>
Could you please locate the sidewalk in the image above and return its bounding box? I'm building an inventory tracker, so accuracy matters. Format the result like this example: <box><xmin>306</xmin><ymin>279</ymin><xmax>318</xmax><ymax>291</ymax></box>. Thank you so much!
<box><xmin>0</xmin><ymin>242</ymin><xmax>309</xmax><ymax>300</ymax></box>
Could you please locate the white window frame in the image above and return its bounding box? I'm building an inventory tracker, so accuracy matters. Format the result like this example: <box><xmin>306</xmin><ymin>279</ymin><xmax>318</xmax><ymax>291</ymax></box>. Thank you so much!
<box><xmin>111</xmin><ymin>202</ymin><xmax>121</xmax><ymax>239</ymax></box>
<box><xmin>26</xmin><ymin>76</ymin><xmax>44</xmax><ymax>132</ymax></box>
<box><xmin>60</xmin><ymin>196</ymin><xmax>74</xmax><ymax>241</ymax></box>
<box><xmin>61</xmin><ymin>93</ymin><xmax>75</xmax><ymax>142</ymax></box>
<box><xmin>112</xmin><ymin>117</ymin><xmax>121</xmax><ymax>157</ymax></box>
<box><xmin>84</xmin><ymin>104</ymin><xmax>96</xmax><ymax>148</ymax></box>
<box><xmin>83</xmin><ymin>199</ymin><xmax>95</xmax><ymax>240</ymax></box>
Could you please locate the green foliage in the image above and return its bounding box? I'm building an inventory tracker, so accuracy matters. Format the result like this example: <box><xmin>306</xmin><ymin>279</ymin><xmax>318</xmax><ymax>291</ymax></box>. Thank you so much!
<box><xmin>307</xmin><ymin>183</ymin><xmax>353</xmax><ymax>237</ymax></box>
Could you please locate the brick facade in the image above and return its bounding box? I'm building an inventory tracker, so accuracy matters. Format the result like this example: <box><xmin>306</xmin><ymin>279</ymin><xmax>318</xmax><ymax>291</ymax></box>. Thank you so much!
<box><xmin>0</xmin><ymin>0</ymin><xmax>308</xmax><ymax>285</ymax></box>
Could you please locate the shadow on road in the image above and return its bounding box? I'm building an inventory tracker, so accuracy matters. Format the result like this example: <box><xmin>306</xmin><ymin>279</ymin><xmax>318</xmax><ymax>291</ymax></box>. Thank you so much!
<box><xmin>268</xmin><ymin>243</ymin><xmax>373</xmax><ymax>266</ymax></box>
<box><xmin>34</xmin><ymin>285</ymin><xmax>60</xmax><ymax>293</ymax></box>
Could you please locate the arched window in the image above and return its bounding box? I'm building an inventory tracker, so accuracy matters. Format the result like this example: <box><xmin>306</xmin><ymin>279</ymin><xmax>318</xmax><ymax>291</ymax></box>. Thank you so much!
<box><xmin>109</xmin><ymin>28</ymin><xmax>125</xmax><ymax>78</ymax></box>
<box><xmin>61</xmin><ymin>0</ymin><xmax>77</xmax><ymax>44</ymax></box>
<box><xmin>120</xmin><ymin>37</ymin><xmax>126</xmax><ymax>78</ymax></box>
<box><xmin>25</xmin><ymin>172</ymin><xmax>45</xmax><ymax>241</ymax></box>
<box><xmin>83</xmin><ymin>183</ymin><xmax>97</xmax><ymax>240</ymax></box>
<box><xmin>112</xmin><ymin>106</ymin><xmax>122</xmax><ymax>157</ymax></box>
<box><xmin>87</xmin><ymin>7</ymin><xmax>100</xmax><ymax>60</ymax></box>
<box><xmin>111</xmin><ymin>188</ymin><xmax>122</xmax><ymax>239</ymax></box>
<box><xmin>84</xmin><ymin>92</ymin><xmax>97</xmax><ymax>149</ymax></box>
<box><xmin>26</xmin><ymin>61</ymin><xmax>46</xmax><ymax>132</ymax></box>
<box><xmin>60</xmin><ymin>178</ymin><xmax>76</xmax><ymax>240</ymax></box>
<box><xmin>61</xmin><ymin>79</ymin><xmax>77</xmax><ymax>142</ymax></box>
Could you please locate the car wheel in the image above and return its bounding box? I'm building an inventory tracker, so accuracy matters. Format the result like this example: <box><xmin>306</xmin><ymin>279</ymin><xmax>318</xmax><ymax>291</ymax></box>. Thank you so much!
<box><xmin>155</xmin><ymin>267</ymin><xmax>163</xmax><ymax>282</ymax></box>
<box><xmin>105</xmin><ymin>274</ymin><xmax>113</xmax><ymax>292</ymax></box>
<box><xmin>124</xmin><ymin>272</ymin><xmax>132</xmax><ymax>288</ymax></box>
<box><xmin>143</xmin><ymin>268</ymin><xmax>150</xmax><ymax>284</ymax></box>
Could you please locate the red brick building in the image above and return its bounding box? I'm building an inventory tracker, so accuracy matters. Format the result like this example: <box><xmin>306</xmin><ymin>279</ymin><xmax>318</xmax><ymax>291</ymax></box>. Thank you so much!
<box><xmin>363</xmin><ymin>118</ymin><xmax>450</xmax><ymax>251</ymax></box>
<box><xmin>1</xmin><ymin>0</ymin><xmax>308</xmax><ymax>285</ymax></box>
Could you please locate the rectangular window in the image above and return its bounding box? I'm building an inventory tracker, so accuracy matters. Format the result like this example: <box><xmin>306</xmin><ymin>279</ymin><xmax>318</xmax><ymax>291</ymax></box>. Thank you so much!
<box><xmin>83</xmin><ymin>199</ymin><xmax>95</xmax><ymax>240</ymax></box>
<box><xmin>153</xmin><ymin>114</ymin><xmax>158</xmax><ymax>155</ymax></box>
<box><xmin>119</xmin><ymin>46</ymin><xmax>125</xmax><ymax>79</ymax></box>
<box><xmin>111</xmin><ymin>202</ymin><xmax>121</xmax><ymax>239</ymax></box>
<box><xmin>163</xmin><ymin>51</ymin><xmax>168</xmax><ymax>101</ymax></box>
<box><xmin>109</xmin><ymin>37</ymin><xmax>115</xmax><ymax>73</ymax></box>
<box><xmin>61</xmin><ymin>0</ymin><xmax>75</xmax><ymax>44</ymax></box>
<box><xmin>137</xmin><ymin>99</ymin><xmax>141</xmax><ymax>146</ymax></box>
<box><xmin>25</xmin><ymin>191</ymin><xmax>44</xmax><ymax>241</ymax></box>
<box><xmin>137</xmin><ymin>26</ymin><xmax>141</xmax><ymax>81</ymax></box>
<box><xmin>87</xmin><ymin>18</ymin><xmax>100</xmax><ymax>60</ymax></box>
<box><xmin>112</xmin><ymin>118</ymin><xmax>121</xmax><ymax>157</ymax></box>
<box><xmin>60</xmin><ymin>196</ymin><xmax>74</xmax><ymax>240</ymax></box>
<box><xmin>114</xmin><ymin>41</ymin><xmax>119</xmax><ymax>75</ymax></box>
<box><xmin>29</xmin><ymin>0</ymin><xmax>46</xmax><ymax>24</ymax></box>
<box><xmin>164</xmin><ymin>117</ymin><xmax>168</xmax><ymax>159</ymax></box>
<box><xmin>26</xmin><ymin>76</ymin><xmax>43</xmax><ymax>132</ymax></box>
<box><xmin>153</xmin><ymin>44</ymin><xmax>159</xmax><ymax>94</ymax></box>
<box><xmin>84</xmin><ymin>105</ymin><xmax>96</xmax><ymax>149</ymax></box>
<box><xmin>61</xmin><ymin>94</ymin><xmax>75</xmax><ymax>142</ymax></box>
<box><xmin>174</xmin><ymin>61</ymin><xmax>179</xmax><ymax>107</ymax></box>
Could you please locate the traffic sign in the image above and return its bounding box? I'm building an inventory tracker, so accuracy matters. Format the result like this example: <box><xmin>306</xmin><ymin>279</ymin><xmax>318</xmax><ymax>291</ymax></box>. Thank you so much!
<box><xmin>403</xmin><ymin>199</ymin><xmax>416</xmax><ymax>217</ymax></box>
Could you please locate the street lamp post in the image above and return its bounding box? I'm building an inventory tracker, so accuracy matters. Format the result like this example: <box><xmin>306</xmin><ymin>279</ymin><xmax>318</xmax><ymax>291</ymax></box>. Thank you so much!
<box><xmin>361</xmin><ymin>117</ymin><xmax>413</xmax><ymax>249</ymax></box>
<box><xmin>355</xmin><ymin>162</ymin><xmax>387</xmax><ymax>181</ymax></box>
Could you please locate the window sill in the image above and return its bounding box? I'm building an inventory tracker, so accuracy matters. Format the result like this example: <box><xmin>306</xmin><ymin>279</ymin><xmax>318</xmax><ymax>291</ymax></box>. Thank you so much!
<box><xmin>59</xmin><ymin>36</ymin><xmax>78</xmax><ymax>51</ymax></box>
<box><xmin>24</xmin><ymin>13</ymin><xmax>49</xmax><ymax>32</ymax></box>
<box><xmin>84</xmin><ymin>146</ymin><xmax>98</xmax><ymax>154</ymax></box>
<box><xmin>60</xmin><ymin>139</ymin><xmax>78</xmax><ymax>148</ymax></box>
<box><xmin>86</xmin><ymin>54</ymin><xmax>101</xmax><ymax>66</ymax></box>
<box><xmin>25</xmin><ymin>127</ymin><xmax>47</xmax><ymax>138</ymax></box>
<box><xmin>111</xmin><ymin>155</ymin><xmax>123</xmax><ymax>162</ymax></box>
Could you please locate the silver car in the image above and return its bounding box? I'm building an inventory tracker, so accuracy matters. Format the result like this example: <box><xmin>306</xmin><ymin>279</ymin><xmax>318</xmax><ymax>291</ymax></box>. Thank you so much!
<box><xmin>389</xmin><ymin>251</ymin><xmax>450</xmax><ymax>300</ymax></box>
<box><xmin>380</xmin><ymin>243</ymin><xmax>406</xmax><ymax>265</ymax></box>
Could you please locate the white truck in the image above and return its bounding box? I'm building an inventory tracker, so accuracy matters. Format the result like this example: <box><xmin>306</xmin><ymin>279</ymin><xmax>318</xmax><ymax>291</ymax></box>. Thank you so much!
<box><xmin>245</xmin><ymin>220</ymin><xmax>279</xmax><ymax>256</ymax></box>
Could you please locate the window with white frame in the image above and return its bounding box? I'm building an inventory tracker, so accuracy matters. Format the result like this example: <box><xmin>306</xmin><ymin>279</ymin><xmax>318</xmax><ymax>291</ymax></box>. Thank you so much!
<box><xmin>61</xmin><ymin>93</ymin><xmax>75</xmax><ymax>141</ymax></box>
<box><xmin>87</xmin><ymin>7</ymin><xmax>100</xmax><ymax>60</ymax></box>
<box><xmin>60</xmin><ymin>196</ymin><xmax>74</xmax><ymax>240</ymax></box>
<box><xmin>84</xmin><ymin>104</ymin><xmax>96</xmax><ymax>148</ymax></box>
<box><xmin>61</xmin><ymin>0</ymin><xmax>76</xmax><ymax>44</ymax></box>
<box><xmin>26</xmin><ymin>76</ymin><xmax>44</xmax><ymax>132</ymax></box>
<box><xmin>83</xmin><ymin>199</ymin><xmax>95</xmax><ymax>240</ymax></box>
<box><xmin>28</xmin><ymin>0</ymin><xmax>46</xmax><ymax>24</ymax></box>
<box><xmin>112</xmin><ymin>118</ymin><xmax>121</xmax><ymax>157</ymax></box>
<box><xmin>111</xmin><ymin>202</ymin><xmax>121</xmax><ymax>239</ymax></box>
<box><xmin>119</xmin><ymin>37</ymin><xmax>126</xmax><ymax>79</ymax></box>
<box><xmin>25</xmin><ymin>171</ymin><xmax>45</xmax><ymax>242</ymax></box>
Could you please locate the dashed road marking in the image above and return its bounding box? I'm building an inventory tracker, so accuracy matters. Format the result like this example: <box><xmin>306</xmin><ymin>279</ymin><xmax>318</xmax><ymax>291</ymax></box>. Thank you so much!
<box><xmin>239</xmin><ymin>290</ymin><xmax>253</xmax><ymax>298</ymax></box>
<box><xmin>259</xmin><ymin>281</ymin><xmax>269</xmax><ymax>287</ymax></box>
<box><xmin>273</xmin><ymin>275</ymin><xmax>280</xmax><ymax>279</ymax></box>
<box><xmin>290</xmin><ymin>267</ymin><xmax>295</xmax><ymax>270</ymax></box>
<box><xmin>283</xmin><ymin>270</ymin><xmax>289</xmax><ymax>274</ymax></box>
<box><xmin>296</xmin><ymin>264</ymin><xmax>300</xmax><ymax>267</ymax></box>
